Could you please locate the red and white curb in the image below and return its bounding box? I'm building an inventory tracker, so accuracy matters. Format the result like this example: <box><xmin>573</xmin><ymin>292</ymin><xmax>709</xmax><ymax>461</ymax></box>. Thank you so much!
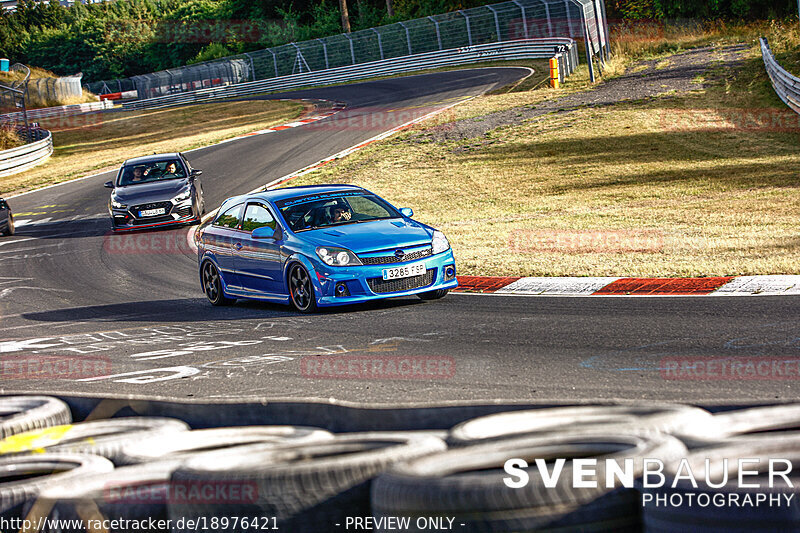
<box><xmin>455</xmin><ymin>275</ymin><xmax>800</xmax><ymax>296</ymax></box>
<box><xmin>216</xmin><ymin>100</ymin><xmax>346</xmax><ymax>144</ymax></box>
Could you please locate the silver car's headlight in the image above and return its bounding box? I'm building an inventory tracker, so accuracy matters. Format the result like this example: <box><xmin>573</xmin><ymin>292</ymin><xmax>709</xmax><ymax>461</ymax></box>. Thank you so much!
<box><xmin>432</xmin><ymin>230</ymin><xmax>450</xmax><ymax>254</ymax></box>
<box><xmin>173</xmin><ymin>188</ymin><xmax>192</xmax><ymax>202</ymax></box>
<box><xmin>111</xmin><ymin>197</ymin><xmax>126</xmax><ymax>209</ymax></box>
<box><xmin>316</xmin><ymin>247</ymin><xmax>362</xmax><ymax>267</ymax></box>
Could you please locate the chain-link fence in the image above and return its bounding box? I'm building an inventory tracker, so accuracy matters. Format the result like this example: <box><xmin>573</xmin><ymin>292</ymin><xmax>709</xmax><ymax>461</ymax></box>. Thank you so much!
<box><xmin>0</xmin><ymin>63</ymin><xmax>31</xmax><ymax>141</ymax></box>
<box><xmin>87</xmin><ymin>0</ymin><xmax>607</xmax><ymax>98</ymax></box>
<box><xmin>26</xmin><ymin>74</ymin><xmax>84</xmax><ymax>104</ymax></box>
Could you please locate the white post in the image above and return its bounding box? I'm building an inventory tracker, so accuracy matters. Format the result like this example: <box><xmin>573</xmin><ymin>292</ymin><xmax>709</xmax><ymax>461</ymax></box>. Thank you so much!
<box><xmin>428</xmin><ymin>16</ymin><xmax>443</xmax><ymax>49</ymax></box>
<box><xmin>486</xmin><ymin>5</ymin><xmax>502</xmax><ymax>42</ymax></box>
<box><xmin>459</xmin><ymin>10</ymin><xmax>473</xmax><ymax>46</ymax></box>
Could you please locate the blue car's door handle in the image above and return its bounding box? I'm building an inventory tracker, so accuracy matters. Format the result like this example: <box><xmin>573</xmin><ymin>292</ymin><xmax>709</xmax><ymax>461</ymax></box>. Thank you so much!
<box><xmin>233</xmin><ymin>242</ymin><xmax>242</xmax><ymax>251</ymax></box>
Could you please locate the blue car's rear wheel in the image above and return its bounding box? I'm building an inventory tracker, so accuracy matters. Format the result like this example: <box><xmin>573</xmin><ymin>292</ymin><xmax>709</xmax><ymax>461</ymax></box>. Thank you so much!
<box><xmin>289</xmin><ymin>264</ymin><xmax>317</xmax><ymax>313</ymax></box>
<box><xmin>202</xmin><ymin>261</ymin><xmax>234</xmax><ymax>306</ymax></box>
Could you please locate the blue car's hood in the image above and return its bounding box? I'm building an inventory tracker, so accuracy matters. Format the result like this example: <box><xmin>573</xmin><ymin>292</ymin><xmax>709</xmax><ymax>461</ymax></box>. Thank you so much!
<box><xmin>114</xmin><ymin>179</ymin><xmax>189</xmax><ymax>204</ymax></box>
<box><xmin>300</xmin><ymin>219</ymin><xmax>433</xmax><ymax>254</ymax></box>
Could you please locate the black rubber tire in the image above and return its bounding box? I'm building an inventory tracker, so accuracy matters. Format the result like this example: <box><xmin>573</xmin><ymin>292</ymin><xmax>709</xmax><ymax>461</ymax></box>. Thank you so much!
<box><xmin>117</xmin><ymin>425</ymin><xmax>334</xmax><ymax>465</ymax></box>
<box><xmin>0</xmin><ymin>417</ymin><xmax>189</xmax><ymax>465</ymax></box>
<box><xmin>448</xmin><ymin>404</ymin><xmax>712</xmax><ymax>447</ymax></box>
<box><xmin>202</xmin><ymin>261</ymin><xmax>235</xmax><ymax>306</ymax></box>
<box><xmin>24</xmin><ymin>460</ymin><xmax>179</xmax><ymax>532</ymax></box>
<box><xmin>643</xmin><ymin>438</ymin><xmax>800</xmax><ymax>532</ymax></box>
<box><xmin>674</xmin><ymin>404</ymin><xmax>800</xmax><ymax>449</ymax></box>
<box><xmin>2</xmin><ymin>214</ymin><xmax>13</xmax><ymax>236</ymax></box>
<box><xmin>0</xmin><ymin>396</ymin><xmax>72</xmax><ymax>439</ymax></box>
<box><xmin>169</xmin><ymin>432</ymin><xmax>446</xmax><ymax>532</ymax></box>
<box><xmin>417</xmin><ymin>289</ymin><xmax>448</xmax><ymax>300</ymax></box>
<box><xmin>0</xmin><ymin>454</ymin><xmax>114</xmax><ymax>520</ymax></box>
<box><xmin>372</xmin><ymin>431</ymin><xmax>687</xmax><ymax>533</ymax></box>
<box><xmin>288</xmin><ymin>263</ymin><xmax>317</xmax><ymax>313</ymax></box>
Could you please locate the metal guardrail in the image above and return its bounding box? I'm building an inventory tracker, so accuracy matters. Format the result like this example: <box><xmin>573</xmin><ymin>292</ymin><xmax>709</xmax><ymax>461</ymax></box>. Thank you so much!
<box><xmin>124</xmin><ymin>39</ymin><xmax>578</xmax><ymax>111</ymax></box>
<box><xmin>761</xmin><ymin>37</ymin><xmax>800</xmax><ymax>115</ymax></box>
<box><xmin>91</xmin><ymin>0</ymin><xmax>605</xmax><ymax>98</ymax></box>
<box><xmin>0</xmin><ymin>128</ymin><xmax>53</xmax><ymax>177</ymax></box>
<box><xmin>0</xmin><ymin>99</ymin><xmax>113</xmax><ymax>124</ymax></box>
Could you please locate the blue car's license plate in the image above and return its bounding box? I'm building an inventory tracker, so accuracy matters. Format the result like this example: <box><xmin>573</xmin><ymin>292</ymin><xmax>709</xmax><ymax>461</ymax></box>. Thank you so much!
<box><xmin>382</xmin><ymin>262</ymin><xmax>426</xmax><ymax>280</ymax></box>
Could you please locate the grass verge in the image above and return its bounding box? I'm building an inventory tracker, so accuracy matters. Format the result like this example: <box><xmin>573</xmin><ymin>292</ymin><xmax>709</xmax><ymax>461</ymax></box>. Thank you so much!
<box><xmin>1</xmin><ymin>99</ymin><xmax>303</xmax><ymax>196</ymax></box>
<box><xmin>280</xmin><ymin>24</ymin><xmax>800</xmax><ymax>277</ymax></box>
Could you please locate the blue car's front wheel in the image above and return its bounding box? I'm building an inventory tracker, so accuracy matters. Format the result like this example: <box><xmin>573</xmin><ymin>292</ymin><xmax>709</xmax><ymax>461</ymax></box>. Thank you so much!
<box><xmin>289</xmin><ymin>263</ymin><xmax>318</xmax><ymax>313</ymax></box>
<box><xmin>202</xmin><ymin>261</ymin><xmax>235</xmax><ymax>306</ymax></box>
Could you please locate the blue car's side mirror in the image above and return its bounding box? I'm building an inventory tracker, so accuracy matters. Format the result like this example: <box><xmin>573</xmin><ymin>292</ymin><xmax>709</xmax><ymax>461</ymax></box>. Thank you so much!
<box><xmin>252</xmin><ymin>226</ymin><xmax>281</xmax><ymax>240</ymax></box>
<box><xmin>400</xmin><ymin>207</ymin><xmax>413</xmax><ymax>218</ymax></box>
<box><xmin>104</xmin><ymin>181</ymin><xmax>114</xmax><ymax>189</ymax></box>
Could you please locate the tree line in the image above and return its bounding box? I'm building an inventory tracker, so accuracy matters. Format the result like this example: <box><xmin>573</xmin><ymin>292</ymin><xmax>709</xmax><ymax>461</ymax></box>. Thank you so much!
<box><xmin>1</xmin><ymin>0</ymin><xmax>796</xmax><ymax>82</ymax></box>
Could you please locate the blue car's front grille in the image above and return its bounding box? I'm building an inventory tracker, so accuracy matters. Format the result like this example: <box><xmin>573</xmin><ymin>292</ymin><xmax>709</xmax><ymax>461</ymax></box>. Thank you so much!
<box><xmin>367</xmin><ymin>269</ymin><xmax>435</xmax><ymax>294</ymax></box>
<box><xmin>359</xmin><ymin>247</ymin><xmax>432</xmax><ymax>265</ymax></box>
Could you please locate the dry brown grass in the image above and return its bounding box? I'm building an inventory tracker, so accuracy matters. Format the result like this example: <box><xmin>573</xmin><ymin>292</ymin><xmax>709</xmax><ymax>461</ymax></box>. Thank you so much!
<box><xmin>0</xmin><ymin>127</ymin><xmax>22</xmax><ymax>150</ymax></box>
<box><xmin>0</xmin><ymin>66</ymin><xmax>98</xmax><ymax>109</ymax></box>
<box><xmin>1</xmin><ymin>99</ymin><xmax>302</xmax><ymax>196</ymax></box>
<box><xmin>282</xmin><ymin>24</ymin><xmax>800</xmax><ymax>277</ymax></box>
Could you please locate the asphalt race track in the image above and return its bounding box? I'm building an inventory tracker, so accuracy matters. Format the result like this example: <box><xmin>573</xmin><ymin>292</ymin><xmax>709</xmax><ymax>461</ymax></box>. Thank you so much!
<box><xmin>1</xmin><ymin>67</ymin><xmax>798</xmax><ymax>404</ymax></box>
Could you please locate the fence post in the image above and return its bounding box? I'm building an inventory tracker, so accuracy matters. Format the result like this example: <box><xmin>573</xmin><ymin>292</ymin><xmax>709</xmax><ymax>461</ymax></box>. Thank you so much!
<box><xmin>486</xmin><ymin>5</ymin><xmax>502</xmax><ymax>41</ymax></box>
<box><xmin>398</xmin><ymin>21</ymin><xmax>412</xmax><ymax>55</ymax></box>
<box><xmin>593</xmin><ymin>0</ymin><xmax>605</xmax><ymax>65</ymax></box>
<box><xmin>316</xmin><ymin>39</ymin><xmax>330</xmax><ymax>69</ymax></box>
<box><xmin>428</xmin><ymin>16</ymin><xmax>443</xmax><ymax>50</ymax></box>
<box><xmin>583</xmin><ymin>20</ymin><xmax>596</xmax><ymax>83</ymax></box>
<box><xmin>459</xmin><ymin>10</ymin><xmax>473</xmax><ymax>46</ymax></box>
<box><xmin>344</xmin><ymin>33</ymin><xmax>356</xmax><ymax>64</ymax></box>
<box><xmin>599</xmin><ymin>0</ymin><xmax>610</xmax><ymax>60</ymax></box>
<box><xmin>268</xmin><ymin>48</ymin><xmax>279</xmax><ymax>78</ymax></box>
<box><xmin>371</xmin><ymin>28</ymin><xmax>385</xmax><ymax>60</ymax></box>
<box><xmin>512</xmin><ymin>0</ymin><xmax>528</xmax><ymax>39</ymax></box>
<box><xmin>244</xmin><ymin>52</ymin><xmax>256</xmax><ymax>80</ymax></box>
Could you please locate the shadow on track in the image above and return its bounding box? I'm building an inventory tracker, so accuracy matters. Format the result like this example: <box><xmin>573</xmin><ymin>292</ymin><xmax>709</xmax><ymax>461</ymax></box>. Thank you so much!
<box><xmin>20</xmin><ymin>295</ymin><xmax>427</xmax><ymax>324</ymax></box>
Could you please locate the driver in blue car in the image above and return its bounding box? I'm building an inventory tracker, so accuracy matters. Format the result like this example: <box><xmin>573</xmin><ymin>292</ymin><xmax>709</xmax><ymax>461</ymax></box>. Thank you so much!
<box><xmin>330</xmin><ymin>205</ymin><xmax>352</xmax><ymax>223</ymax></box>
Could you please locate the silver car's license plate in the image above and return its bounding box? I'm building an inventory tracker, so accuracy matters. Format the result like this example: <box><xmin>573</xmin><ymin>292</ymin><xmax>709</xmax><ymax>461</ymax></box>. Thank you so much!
<box><xmin>139</xmin><ymin>208</ymin><xmax>166</xmax><ymax>217</ymax></box>
<box><xmin>382</xmin><ymin>262</ymin><xmax>426</xmax><ymax>280</ymax></box>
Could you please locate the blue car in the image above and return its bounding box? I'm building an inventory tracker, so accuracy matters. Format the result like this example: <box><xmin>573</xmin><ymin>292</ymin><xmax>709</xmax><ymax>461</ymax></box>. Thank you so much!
<box><xmin>196</xmin><ymin>185</ymin><xmax>458</xmax><ymax>312</ymax></box>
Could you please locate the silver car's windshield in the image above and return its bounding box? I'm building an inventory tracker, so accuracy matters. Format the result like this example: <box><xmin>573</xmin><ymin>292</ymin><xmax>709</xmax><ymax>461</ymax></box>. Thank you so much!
<box><xmin>118</xmin><ymin>159</ymin><xmax>186</xmax><ymax>186</ymax></box>
<box><xmin>276</xmin><ymin>193</ymin><xmax>401</xmax><ymax>232</ymax></box>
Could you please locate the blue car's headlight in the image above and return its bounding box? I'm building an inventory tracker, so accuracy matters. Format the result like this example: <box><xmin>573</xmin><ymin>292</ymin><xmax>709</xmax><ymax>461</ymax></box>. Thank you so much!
<box><xmin>316</xmin><ymin>247</ymin><xmax>362</xmax><ymax>266</ymax></box>
<box><xmin>111</xmin><ymin>197</ymin><xmax>126</xmax><ymax>209</ymax></box>
<box><xmin>173</xmin><ymin>187</ymin><xmax>192</xmax><ymax>202</ymax></box>
<box><xmin>432</xmin><ymin>230</ymin><xmax>450</xmax><ymax>255</ymax></box>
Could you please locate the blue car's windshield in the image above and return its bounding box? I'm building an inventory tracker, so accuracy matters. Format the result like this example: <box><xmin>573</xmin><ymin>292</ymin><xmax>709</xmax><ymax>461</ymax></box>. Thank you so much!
<box><xmin>118</xmin><ymin>159</ymin><xmax>186</xmax><ymax>186</ymax></box>
<box><xmin>275</xmin><ymin>193</ymin><xmax>401</xmax><ymax>232</ymax></box>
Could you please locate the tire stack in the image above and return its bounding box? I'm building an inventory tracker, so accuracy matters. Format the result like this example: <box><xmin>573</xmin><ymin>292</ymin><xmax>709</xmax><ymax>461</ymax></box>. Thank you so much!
<box><xmin>3</xmin><ymin>395</ymin><xmax>800</xmax><ymax>532</ymax></box>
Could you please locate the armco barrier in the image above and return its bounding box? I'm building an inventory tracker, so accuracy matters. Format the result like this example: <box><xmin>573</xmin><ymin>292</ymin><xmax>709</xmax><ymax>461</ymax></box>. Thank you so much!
<box><xmin>48</xmin><ymin>393</ymin><xmax>768</xmax><ymax>432</ymax></box>
<box><xmin>0</xmin><ymin>128</ymin><xmax>53</xmax><ymax>177</ymax></box>
<box><xmin>761</xmin><ymin>37</ymin><xmax>800</xmax><ymax>115</ymax></box>
<box><xmin>0</xmin><ymin>99</ymin><xmax>113</xmax><ymax>125</ymax></box>
<box><xmin>123</xmin><ymin>39</ymin><xmax>578</xmax><ymax>111</ymax></box>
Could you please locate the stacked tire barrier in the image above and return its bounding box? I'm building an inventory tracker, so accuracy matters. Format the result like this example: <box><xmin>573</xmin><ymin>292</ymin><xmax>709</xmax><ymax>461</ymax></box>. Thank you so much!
<box><xmin>2</xmin><ymin>396</ymin><xmax>800</xmax><ymax>531</ymax></box>
<box><xmin>760</xmin><ymin>37</ymin><xmax>800</xmax><ymax>115</ymax></box>
<box><xmin>123</xmin><ymin>39</ymin><xmax>579</xmax><ymax>111</ymax></box>
<box><xmin>0</xmin><ymin>127</ymin><xmax>52</xmax><ymax>178</ymax></box>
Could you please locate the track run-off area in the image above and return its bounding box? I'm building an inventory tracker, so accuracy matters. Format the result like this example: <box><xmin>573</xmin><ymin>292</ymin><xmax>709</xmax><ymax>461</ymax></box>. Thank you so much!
<box><xmin>0</xmin><ymin>68</ymin><xmax>798</xmax><ymax>404</ymax></box>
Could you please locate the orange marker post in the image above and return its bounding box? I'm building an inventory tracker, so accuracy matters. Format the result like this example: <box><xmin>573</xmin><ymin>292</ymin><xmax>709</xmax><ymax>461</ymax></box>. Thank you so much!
<box><xmin>550</xmin><ymin>57</ymin><xmax>560</xmax><ymax>89</ymax></box>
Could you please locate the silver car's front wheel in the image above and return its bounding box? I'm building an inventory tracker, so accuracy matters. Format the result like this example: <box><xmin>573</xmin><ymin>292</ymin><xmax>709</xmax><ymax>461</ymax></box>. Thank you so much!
<box><xmin>202</xmin><ymin>261</ymin><xmax>234</xmax><ymax>306</ymax></box>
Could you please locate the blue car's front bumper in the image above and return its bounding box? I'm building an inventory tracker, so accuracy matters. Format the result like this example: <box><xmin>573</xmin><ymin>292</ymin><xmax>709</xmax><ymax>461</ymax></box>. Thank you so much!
<box><xmin>309</xmin><ymin>249</ymin><xmax>458</xmax><ymax>307</ymax></box>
